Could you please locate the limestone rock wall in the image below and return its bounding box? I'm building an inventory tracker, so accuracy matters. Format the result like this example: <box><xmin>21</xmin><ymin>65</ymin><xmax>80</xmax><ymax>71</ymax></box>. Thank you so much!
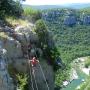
<box><xmin>0</xmin><ymin>22</ymin><xmax>55</xmax><ymax>90</ymax></box>
<box><xmin>0</xmin><ymin>41</ymin><xmax>14</xmax><ymax>90</ymax></box>
<box><xmin>4</xmin><ymin>37</ymin><xmax>23</xmax><ymax>60</ymax></box>
<box><xmin>14</xmin><ymin>25</ymin><xmax>54</xmax><ymax>90</ymax></box>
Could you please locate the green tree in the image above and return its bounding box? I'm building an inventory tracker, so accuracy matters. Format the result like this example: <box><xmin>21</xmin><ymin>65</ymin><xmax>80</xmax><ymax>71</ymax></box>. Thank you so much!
<box><xmin>0</xmin><ymin>0</ymin><xmax>23</xmax><ymax>17</ymax></box>
<box><xmin>35</xmin><ymin>19</ymin><xmax>47</xmax><ymax>46</ymax></box>
<box><xmin>35</xmin><ymin>19</ymin><xmax>61</xmax><ymax>66</ymax></box>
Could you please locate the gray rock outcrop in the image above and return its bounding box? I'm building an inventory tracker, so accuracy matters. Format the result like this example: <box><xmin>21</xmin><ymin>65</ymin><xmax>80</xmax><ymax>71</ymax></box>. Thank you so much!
<box><xmin>0</xmin><ymin>41</ymin><xmax>14</xmax><ymax>90</ymax></box>
<box><xmin>0</xmin><ymin>21</ymin><xmax>55</xmax><ymax>90</ymax></box>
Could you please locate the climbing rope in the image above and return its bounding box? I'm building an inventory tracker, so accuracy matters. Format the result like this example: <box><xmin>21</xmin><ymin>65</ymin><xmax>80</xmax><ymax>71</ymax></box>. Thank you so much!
<box><xmin>29</xmin><ymin>50</ymin><xmax>50</xmax><ymax>90</ymax></box>
<box><xmin>25</xmin><ymin>41</ymin><xmax>34</xmax><ymax>90</ymax></box>
<box><xmin>26</xmin><ymin>44</ymin><xmax>38</xmax><ymax>90</ymax></box>
<box><xmin>38</xmin><ymin>62</ymin><xmax>50</xmax><ymax>90</ymax></box>
<box><xmin>34</xmin><ymin>49</ymin><xmax>50</xmax><ymax>90</ymax></box>
<box><xmin>24</xmin><ymin>34</ymin><xmax>35</xmax><ymax>90</ymax></box>
<box><xmin>32</xmin><ymin>67</ymin><xmax>39</xmax><ymax>90</ymax></box>
<box><xmin>28</xmin><ymin>62</ymin><xmax>34</xmax><ymax>90</ymax></box>
<box><xmin>24</xmin><ymin>33</ymin><xmax>50</xmax><ymax>90</ymax></box>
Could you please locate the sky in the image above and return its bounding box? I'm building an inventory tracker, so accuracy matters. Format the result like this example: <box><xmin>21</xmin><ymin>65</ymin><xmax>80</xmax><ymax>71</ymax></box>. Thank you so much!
<box><xmin>22</xmin><ymin>0</ymin><xmax>90</xmax><ymax>5</ymax></box>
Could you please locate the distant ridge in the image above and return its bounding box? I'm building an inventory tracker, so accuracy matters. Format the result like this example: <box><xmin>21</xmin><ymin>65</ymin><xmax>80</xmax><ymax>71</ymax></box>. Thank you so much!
<box><xmin>23</xmin><ymin>5</ymin><xmax>63</xmax><ymax>10</ymax></box>
<box><xmin>23</xmin><ymin>3</ymin><xmax>90</xmax><ymax>10</ymax></box>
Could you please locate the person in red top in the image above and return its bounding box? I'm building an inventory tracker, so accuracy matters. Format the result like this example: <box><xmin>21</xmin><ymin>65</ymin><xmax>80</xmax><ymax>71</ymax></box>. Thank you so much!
<box><xmin>29</xmin><ymin>57</ymin><xmax>39</xmax><ymax>67</ymax></box>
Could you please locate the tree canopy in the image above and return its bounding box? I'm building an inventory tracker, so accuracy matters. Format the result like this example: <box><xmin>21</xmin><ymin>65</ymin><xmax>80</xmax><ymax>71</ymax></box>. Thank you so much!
<box><xmin>0</xmin><ymin>0</ymin><xmax>23</xmax><ymax>17</ymax></box>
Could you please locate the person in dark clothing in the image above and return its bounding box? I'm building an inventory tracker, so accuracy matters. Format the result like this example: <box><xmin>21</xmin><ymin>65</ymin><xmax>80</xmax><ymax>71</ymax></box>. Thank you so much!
<box><xmin>36</xmin><ymin>49</ymin><xmax>40</xmax><ymax>58</ymax></box>
<box><xmin>28</xmin><ymin>44</ymin><xmax>31</xmax><ymax>52</ymax></box>
<box><xmin>21</xmin><ymin>45</ymin><xmax>27</xmax><ymax>58</ymax></box>
<box><xmin>27</xmin><ymin>44</ymin><xmax>31</xmax><ymax>59</ymax></box>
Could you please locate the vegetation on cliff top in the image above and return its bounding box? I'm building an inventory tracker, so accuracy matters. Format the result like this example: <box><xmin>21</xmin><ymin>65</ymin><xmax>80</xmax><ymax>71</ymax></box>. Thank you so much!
<box><xmin>0</xmin><ymin>0</ymin><xmax>23</xmax><ymax>18</ymax></box>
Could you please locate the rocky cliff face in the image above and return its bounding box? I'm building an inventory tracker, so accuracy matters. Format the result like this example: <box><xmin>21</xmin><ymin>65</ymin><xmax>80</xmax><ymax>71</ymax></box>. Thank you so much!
<box><xmin>37</xmin><ymin>60</ymin><xmax>54</xmax><ymax>90</ymax></box>
<box><xmin>14</xmin><ymin>25</ymin><xmax>54</xmax><ymax>90</ymax></box>
<box><xmin>0</xmin><ymin>21</ymin><xmax>54</xmax><ymax>90</ymax></box>
<box><xmin>0</xmin><ymin>41</ymin><xmax>14</xmax><ymax>90</ymax></box>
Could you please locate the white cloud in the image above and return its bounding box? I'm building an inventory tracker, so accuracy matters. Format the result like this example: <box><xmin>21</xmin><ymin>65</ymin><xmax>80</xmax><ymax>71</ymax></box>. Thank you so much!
<box><xmin>23</xmin><ymin>0</ymin><xmax>90</xmax><ymax>5</ymax></box>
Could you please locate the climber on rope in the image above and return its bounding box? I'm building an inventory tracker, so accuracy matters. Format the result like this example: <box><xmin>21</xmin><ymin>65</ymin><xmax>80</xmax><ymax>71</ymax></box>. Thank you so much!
<box><xmin>29</xmin><ymin>57</ymin><xmax>39</xmax><ymax>67</ymax></box>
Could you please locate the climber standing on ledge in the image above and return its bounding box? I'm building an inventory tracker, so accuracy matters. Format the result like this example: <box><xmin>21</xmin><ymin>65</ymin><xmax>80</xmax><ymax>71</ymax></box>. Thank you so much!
<box><xmin>29</xmin><ymin>57</ymin><xmax>39</xmax><ymax>67</ymax></box>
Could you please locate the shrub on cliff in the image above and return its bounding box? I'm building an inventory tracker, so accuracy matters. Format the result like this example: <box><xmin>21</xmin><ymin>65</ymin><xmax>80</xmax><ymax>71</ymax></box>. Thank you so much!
<box><xmin>35</xmin><ymin>19</ymin><xmax>61</xmax><ymax>67</ymax></box>
<box><xmin>23</xmin><ymin>7</ymin><xmax>41</xmax><ymax>22</ymax></box>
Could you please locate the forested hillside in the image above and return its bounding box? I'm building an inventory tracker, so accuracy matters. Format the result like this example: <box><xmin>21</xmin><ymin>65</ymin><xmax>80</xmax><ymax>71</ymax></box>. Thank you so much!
<box><xmin>42</xmin><ymin>8</ymin><xmax>90</xmax><ymax>64</ymax></box>
<box><xmin>42</xmin><ymin>8</ymin><xmax>90</xmax><ymax>88</ymax></box>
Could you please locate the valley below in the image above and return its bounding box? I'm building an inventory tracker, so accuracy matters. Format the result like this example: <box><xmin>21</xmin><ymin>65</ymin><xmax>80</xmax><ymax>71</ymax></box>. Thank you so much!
<box><xmin>61</xmin><ymin>57</ymin><xmax>90</xmax><ymax>90</ymax></box>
